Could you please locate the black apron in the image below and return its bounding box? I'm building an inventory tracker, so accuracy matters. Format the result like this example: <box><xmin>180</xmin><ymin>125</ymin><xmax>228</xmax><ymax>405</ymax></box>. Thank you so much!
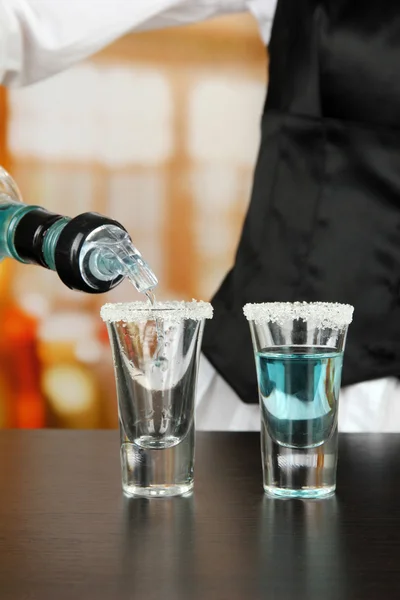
<box><xmin>202</xmin><ymin>0</ymin><xmax>400</xmax><ymax>404</ymax></box>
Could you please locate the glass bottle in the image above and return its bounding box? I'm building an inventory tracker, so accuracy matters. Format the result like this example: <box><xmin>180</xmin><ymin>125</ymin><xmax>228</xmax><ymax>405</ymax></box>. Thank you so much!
<box><xmin>0</xmin><ymin>167</ymin><xmax>158</xmax><ymax>294</ymax></box>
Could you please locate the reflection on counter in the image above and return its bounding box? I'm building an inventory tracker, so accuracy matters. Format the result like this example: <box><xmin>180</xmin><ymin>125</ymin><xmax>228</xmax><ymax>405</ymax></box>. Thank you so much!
<box><xmin>258</xmin><ymin>496</ymin><xmax>348</xmax><ymax>600</ymax></box>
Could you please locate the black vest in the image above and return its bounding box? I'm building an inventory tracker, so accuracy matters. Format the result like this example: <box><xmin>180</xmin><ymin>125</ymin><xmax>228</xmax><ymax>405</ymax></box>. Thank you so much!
<box><xmin>202</xmin><ymin>0</ymin><xmax>400</xmax><ymax>403</ymax></box>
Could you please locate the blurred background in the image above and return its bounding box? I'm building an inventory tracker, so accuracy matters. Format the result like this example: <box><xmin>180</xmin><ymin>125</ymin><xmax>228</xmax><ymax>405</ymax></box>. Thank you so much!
<box><xmin>0</xmin><ymin>14</ymin><xmax>267</xmax><ymax>429</ymax></box>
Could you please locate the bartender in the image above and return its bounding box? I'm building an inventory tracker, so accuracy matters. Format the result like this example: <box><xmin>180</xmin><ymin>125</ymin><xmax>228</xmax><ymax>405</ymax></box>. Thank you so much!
<box><xmin>1</xmin><ymin>0</ymin><xmax>398</xmax><ymax>432</ymax></box>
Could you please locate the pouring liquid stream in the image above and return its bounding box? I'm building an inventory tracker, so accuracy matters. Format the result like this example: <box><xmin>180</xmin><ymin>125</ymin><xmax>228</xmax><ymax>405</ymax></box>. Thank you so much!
<box><xmin>145</xmin><ymin>290</ymin><xmax>168</xmax><ymax>371</ymax></box>
<box><xmin>92</xmin><ymin>231</ymin><xmax>167</xmax><ymax>371</ymax></box>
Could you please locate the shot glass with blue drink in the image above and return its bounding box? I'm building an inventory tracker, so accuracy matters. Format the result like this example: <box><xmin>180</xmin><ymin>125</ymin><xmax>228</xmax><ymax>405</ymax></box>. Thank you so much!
<box><xmin>243</xmin><ymin>302</ymin><xmax>354</xmax><ymax>499</ymax></box>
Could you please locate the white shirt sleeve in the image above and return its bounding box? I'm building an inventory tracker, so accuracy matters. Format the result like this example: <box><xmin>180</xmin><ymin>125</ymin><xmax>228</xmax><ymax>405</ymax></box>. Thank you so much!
<box><xmin>0</xmin><ymin>0</ymin><xmax>276</xmax><ymax>88</ymax></box>
<box><xmin>248</xmin><ymin>0</ymin><xmax>277</xmax><ymax>44</ymax></box>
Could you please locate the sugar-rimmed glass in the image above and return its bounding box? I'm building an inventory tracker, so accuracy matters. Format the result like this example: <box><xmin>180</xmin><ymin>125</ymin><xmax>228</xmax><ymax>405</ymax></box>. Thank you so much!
<box><xmin>243</xmin><ymin>301</ymin><xmax>354</xmax><ymax>499</ymax></box>
<box><xmin>101</xmin><ymin>300</ymin><xmax>213</xmax><ymax>498</ymax></box>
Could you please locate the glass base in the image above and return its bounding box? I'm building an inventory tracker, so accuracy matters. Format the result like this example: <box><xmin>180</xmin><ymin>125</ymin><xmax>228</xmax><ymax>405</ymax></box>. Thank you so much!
<box><xmin>120</xmin><ymin>425</ymin><xmax>194</xmax><ymax>499</ymax></box>
<box><xmin>264</xmin><ymin>484</ymin><xmax>335</xmax><ymax>499</ymax></box>
<box><xmin>261</xmin><ymin>424</ymin><xmax>338</xmax><ymax>501</ymax></box>
<box><xmin>123</xmin><ymin>481</ymin><xmax>193</xmax><ymax>498</ymax></box>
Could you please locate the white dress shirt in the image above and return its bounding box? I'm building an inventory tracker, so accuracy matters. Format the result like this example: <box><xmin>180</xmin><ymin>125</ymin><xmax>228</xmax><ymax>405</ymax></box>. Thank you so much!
<box><xmin>0</xmin><ymin>0</ymin><xmax>277</xmax><ymax>86</ymax></box>
<box><xmin>1</xmin><ymin>0</ymin><xmax>399</xmax><ymax>430</ymax></box>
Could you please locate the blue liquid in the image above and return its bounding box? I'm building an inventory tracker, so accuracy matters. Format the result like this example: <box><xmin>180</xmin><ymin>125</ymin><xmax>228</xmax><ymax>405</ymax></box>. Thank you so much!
<box><xmin>256</xmin><ymin>346</ymin><xmax>343</xmax><ymax>449</ymax></box>
<box><xmin>0</xmin><ymin>202</ymin><xmax>37</xmax><ymax>261</ymax></box>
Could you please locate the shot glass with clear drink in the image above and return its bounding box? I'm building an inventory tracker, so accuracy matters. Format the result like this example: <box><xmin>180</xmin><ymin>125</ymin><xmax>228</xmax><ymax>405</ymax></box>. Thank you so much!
<box><xmin>243</xmin><ymin>302</ymin><xmax>354</xmax><ymax>499</ymax></box>
<box><xmin>101</xmin><ymin>300</ymin><xmax>213</xmax><ymax>498</ymax></box>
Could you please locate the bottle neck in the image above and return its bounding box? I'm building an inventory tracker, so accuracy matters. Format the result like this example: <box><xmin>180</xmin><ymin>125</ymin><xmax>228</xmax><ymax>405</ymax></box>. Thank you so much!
<box><xmin>0</xmin><ymin>203</ymin><xmax>36</xmax><ymax>261</ymax></box>
<box><xmin>13</xmin><ymin>207</ymin><xmax>68</xmax><ymax>267</ymax></box>
<box><xmin>42</xmin><ymin>217</ymin><xmax>71</xmax><ymax>270</ymax></box>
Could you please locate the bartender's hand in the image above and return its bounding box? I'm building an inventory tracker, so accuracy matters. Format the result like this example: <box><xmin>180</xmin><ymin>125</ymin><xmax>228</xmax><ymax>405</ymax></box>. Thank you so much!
<box><xmin>0</xmin><ymin>0</ymin><xmax>251</xmax><ymax>87</ymax></box>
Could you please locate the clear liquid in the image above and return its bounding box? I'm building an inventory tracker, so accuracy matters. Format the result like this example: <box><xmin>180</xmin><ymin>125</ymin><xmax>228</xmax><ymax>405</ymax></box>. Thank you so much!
<box><xmin>145</xmin><ymin>289</ymin><xmax>168</xmax><ymax>371</ymax></box>
<box><xmin>146</xmin><ymin>290</ymin><xmax>156</xmax><ymax>305</ymax></box>
<box><xmin>257</xmin><ymin>346</ymin><xmax>343</xmax><ymax>498</ymax></box>
<box><xmin>256</xmin><ymin>345</ymin><xmax>342</xmax><ymax>449</ymax></box>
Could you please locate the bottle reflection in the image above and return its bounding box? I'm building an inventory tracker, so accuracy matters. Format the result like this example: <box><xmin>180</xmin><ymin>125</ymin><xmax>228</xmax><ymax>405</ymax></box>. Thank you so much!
<box><xmin>258</xmin><ymin>496</ymin><xmax>347</xmax><ymax>600</ymax></box>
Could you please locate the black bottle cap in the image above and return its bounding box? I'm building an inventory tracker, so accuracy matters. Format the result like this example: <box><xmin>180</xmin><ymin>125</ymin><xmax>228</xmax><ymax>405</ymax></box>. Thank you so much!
<box><xmin>54</xmin><ymin>212</ymin><xmax>127</xmax><ymax>294</ymax></box>
<box><xmin>13</xmin><ymin>208</ymin><xmax>64</xmax><ymax>267</ymax></box>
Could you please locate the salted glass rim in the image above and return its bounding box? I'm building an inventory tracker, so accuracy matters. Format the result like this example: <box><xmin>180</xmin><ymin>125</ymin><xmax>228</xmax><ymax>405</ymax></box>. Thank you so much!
<box><xmin>100</xmin><ymin>300</ymin><xmax>213</xmax><ymax>323</ymax></box>
<box><xmin>243</xmin><ymin>301</ymin><xmax>354</xmax><ymax>328</ymax></box>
